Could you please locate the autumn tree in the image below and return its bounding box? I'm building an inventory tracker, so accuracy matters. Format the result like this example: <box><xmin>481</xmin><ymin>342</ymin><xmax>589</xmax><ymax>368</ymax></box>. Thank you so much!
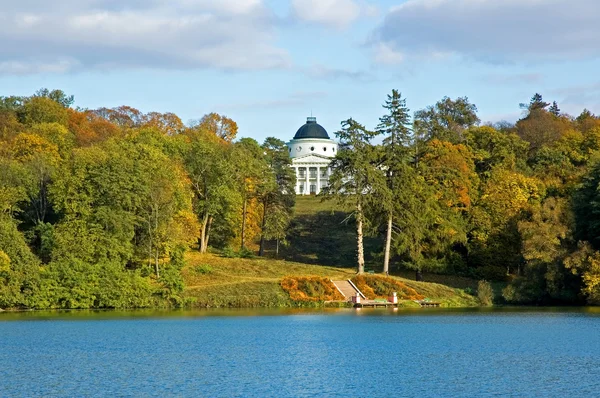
<box><xmin>190</xmin><ymin>113</ymin><xmax>238</xmax><ymax>142</ymax></box>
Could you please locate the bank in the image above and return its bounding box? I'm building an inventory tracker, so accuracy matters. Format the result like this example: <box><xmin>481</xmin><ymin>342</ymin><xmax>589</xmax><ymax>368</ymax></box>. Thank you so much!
<box><xmin>182</xmin><ymin>252</ymin><xmax>480</xmax><ymax>308</ymax></box>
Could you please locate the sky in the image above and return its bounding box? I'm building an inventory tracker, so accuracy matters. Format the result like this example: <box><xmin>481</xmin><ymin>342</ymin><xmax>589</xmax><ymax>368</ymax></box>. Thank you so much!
<box><xmin>1</xmin><ymin>0</ymin><xmax>600</xmax><ymax>143</ymax></box>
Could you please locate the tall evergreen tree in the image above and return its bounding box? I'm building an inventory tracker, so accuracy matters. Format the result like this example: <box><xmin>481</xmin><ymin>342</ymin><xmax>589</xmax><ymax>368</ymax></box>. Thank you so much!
<box><xmin>324</xmin><ymin>119</ymin><xmax>387</xmax><ymax>274</ymax></box>
<box><xmin>376</xmin><ymin>90</ymin><xmax>412</xmax><ymax>274</ymax></box>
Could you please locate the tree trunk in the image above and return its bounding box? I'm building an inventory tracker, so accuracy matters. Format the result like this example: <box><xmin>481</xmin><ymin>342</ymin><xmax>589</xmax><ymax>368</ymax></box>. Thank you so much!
<box><xmin>416</xmin><ymin>270</ymin><xmax>423</xmax><ymax>281</ymax></box>
<box><xmin>205</xmin><ymin>216</ymin><xmax>213</xmax><ymax>252</ymax></box>
<box><xmin>154</xmin><ymin>206</ymin><xmax>160</xmax><ymax>278</ymax></box>
<box><xmin>259</xmin><ymin>202</ymin><xmax>267</xmax><ymax>256</ymax></box>
<box><xmin>155</xmin><ymin>248</ymin><xmax>160</xmax><ymax>278</ymax></box>
<box><xmin>276</xmin><ymin>239</ymin><xmax>279</xmax><ymax>257</ymax></box>
<box><xmin>241</xmin><ymin>197</ymin><xmax>247</xmax><ymax>250</ymax></box>
<box><xmin>356</xmin><ymin>202</ymin><xmax>365</xmax><ymax>274</ymax></box>
<box><xmin>199</xmin><ymin>212</ymin><xmax>209</xmax><ymax>253</ymax></box>
<box><xmin>383</xmin><ymin>212</ymin><xmax>392</xmax><ymax>275</ymax></box>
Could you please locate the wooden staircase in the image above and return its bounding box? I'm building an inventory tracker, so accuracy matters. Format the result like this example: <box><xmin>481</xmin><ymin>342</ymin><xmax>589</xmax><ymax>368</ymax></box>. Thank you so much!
<box><xmin>331</xmin><ymin>280</ymin><xmax>365</xmax><ymax>301</ymax></box>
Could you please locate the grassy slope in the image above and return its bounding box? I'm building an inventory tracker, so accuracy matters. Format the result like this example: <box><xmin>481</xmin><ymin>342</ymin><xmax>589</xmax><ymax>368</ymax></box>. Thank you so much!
<box><xmin>182</xmin><ymin>196</ymin><xmax>479</xmax><ymax>308</ymax></box>
<box><xmin>182</xmin><ymin>252</ymin><xmax>478</xmax><ymax>308</ymax></box>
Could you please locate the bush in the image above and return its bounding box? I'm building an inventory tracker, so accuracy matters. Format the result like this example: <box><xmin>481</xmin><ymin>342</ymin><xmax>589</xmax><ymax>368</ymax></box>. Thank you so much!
<box><xmin>281</xmin><ymin>276</ymin><xmax>344</xmax><ymax>302</ymax></box>
<box><xmin>239</xmin><ymin>247</ymin><xmax>256</xmax><ymax>259</ymax></box>
<box><xmin>193</xmin><ymin>263</ymin><xmax>213</xmax><ymax>275</ymax></box>
<box><xmin>352</xmin><ymin>275</ymin><xmax>424</xmax><ymax>300</ymax></box>
<box><xmin>221</xmin><ymin>246</ymin><xmax>256</xmax><ymax>259</ymax></box>
<box><xmin>221</xmin><ymin>246</ymin><xmax>237</xmax><ymax>258</ymax></box>
<box><xmin>477</xmin><ymin>280</ymin><xmax>494</xmax><ymax>306</ymax></box>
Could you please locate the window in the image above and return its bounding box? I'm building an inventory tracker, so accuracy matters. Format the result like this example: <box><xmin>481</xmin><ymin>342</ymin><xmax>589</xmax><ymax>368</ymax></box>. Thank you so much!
<box><xmin>321</xmin><ymin>169</ymin><xmax>327</xmax><ymax>177</ymax></box>
<box><xmin>297</xmin><ymin>146</ymin><xmax>302</xmax><ymax>152</ymax></box>
<box><xmin>299</xmin><ymin>183</ymin><xmax>304</xmax><ymax>193</ymax></box>
<box><xmin>332</xmin><ymin>147</ymin><xmax>335</xmax><ymax>152</ymax></box>
<box><xmin>323</xmin><ymin>147</ymin><xmax>327</xmax><ymax>152</ymax></box>
<box><xmin>299</xmin><ymin>168</ymin><xmax>306</xmax><ymax>178</ymax></box>
<box><xmin>310</xmin><ymin>146</ymin><xmax>315</xmax><ymax>151</ymax></box>
<box><xmin>310</xmin><ymin>185</ymin><xmax>316</xmax><ymax>194</ymax></box>
<box><xmin>309</xmin><ymin>167</ymin><xmax>317</xmax><ymax>179</ymax></box>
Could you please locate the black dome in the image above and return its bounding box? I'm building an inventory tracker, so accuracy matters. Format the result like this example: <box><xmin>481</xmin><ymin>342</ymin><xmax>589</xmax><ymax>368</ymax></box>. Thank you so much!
<box><xmin>293</xmin><ymin>117</ymin><xmax>330</xmax><ymax>139</ymax></box>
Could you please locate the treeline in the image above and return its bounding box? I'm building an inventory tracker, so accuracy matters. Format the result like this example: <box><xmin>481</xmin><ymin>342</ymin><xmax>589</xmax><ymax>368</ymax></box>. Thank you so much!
<box><xmin>0</xmin><ymin>89</ymin><xmax>295</xmax><ymax>309</ymax></box>
<box><xmin>326</xmin><ymin>91</ymin><xmax>600</xmax><ymax>305</ymax></box>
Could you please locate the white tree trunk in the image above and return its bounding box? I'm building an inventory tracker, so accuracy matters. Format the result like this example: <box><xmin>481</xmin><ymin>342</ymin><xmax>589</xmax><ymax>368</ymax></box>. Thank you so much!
<box><xmin>356</xmin><ymin>202</ymin><xmax>365</xmax><ymax>274</ymax></box>
<box><xmin>383</xmin><ymin>213</ymin><xmax>392</xmax><ymax>275</ymax></box>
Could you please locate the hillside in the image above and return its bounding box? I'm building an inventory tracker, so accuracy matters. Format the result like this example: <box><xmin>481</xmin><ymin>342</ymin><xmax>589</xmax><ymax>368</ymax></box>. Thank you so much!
<box><xmin>182</xmin><ymin>196</ymin><xmax>481</xmax><ymax>308</ymax></box>
<box><xmin>182</xmin><ymin>252</ymin><xmax>479</xmax><ymax>308</ymax></box>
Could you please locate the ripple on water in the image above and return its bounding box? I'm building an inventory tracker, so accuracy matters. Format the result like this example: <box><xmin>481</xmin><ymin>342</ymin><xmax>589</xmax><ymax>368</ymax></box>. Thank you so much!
<box><xmin>1</xmin><ymin>309</ymin><xmax>600</xmax><ymax>397</ymax></box>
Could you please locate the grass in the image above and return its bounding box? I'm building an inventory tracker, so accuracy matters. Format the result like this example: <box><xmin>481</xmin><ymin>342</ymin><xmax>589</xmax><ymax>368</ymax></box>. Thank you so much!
<box><xmin>182</xmin><ymin>252</ymin><xmax>354</xmax><ymax>307</ymax></box>
<box><xmin>181</xmin><ymin>196</ymin><xmax>482</xmax><ymax>308</ymax></box>
<box><xmin>182</xmin><ymin>252</ymin><xmax>479</xmax><ymax>308</ymax></box>
<box><xmin>275</xmin><ymin>196</ymin><xmax>382</xmax><ymax>267</ymax></box>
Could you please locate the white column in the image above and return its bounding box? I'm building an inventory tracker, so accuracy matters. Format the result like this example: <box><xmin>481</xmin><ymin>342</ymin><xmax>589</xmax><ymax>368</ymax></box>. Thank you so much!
<box><xmin>316</xmin><ymin>166</ymin><xmax>321</xmax><ymax>194</ymax></box>
<box><xmin>305</xmin><ymin>166</ymin><xmax>309</xmax><ymax>195</ymax></box>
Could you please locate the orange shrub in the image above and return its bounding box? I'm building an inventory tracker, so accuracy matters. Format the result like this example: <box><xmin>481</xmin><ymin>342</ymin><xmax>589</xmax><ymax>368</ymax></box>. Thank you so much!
<box><xmin>281</xmin><ymin>276</ymin><xmax>345</xmax><ymax>302</ymax></box>
<box><xmin>352</xmin><ymin>275</ymin><xmax>424</xmax><ymax>301</ymax></box>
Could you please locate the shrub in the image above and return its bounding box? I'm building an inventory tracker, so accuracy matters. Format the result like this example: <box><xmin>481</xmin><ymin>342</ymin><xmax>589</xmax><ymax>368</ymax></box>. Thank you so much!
<box><xmin>221</xmin><ymin>246</ymin><xmax>237</xmax><ymax>258</ymax></box>
<box><xmin>239</xmin><ymin>247</ymin><xmax>256</xmax><ymax>259</ymax></box>
<box><xmin>193</xmin><ymin>263</ymin><xmax>213</xmax><ymax>275</ymax></box>
<box><xmin>281</xmin><ymin>276</ymin><xmax>344</xmax><ymax>302</ymax></box>
<box><xmin>352</xmin><ymin>275</ymin><xmax>424</xmax><ymax>300</ymax></box>
<box><xmin>477</xmin><ymin>280</ymin><xmax>494</xmax><ymax>306</ymax></box>
<box><xmin>221</xmin><ymin>246</ymin><xmax>256</xmax><ymax>259</ymax></box>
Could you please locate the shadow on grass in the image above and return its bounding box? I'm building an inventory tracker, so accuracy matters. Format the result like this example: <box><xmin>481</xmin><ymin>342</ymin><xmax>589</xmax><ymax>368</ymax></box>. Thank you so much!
<box><xmin>276</xmin><ymin>210</ymin><xmax>382</xmax><ymax>268</ymax></box>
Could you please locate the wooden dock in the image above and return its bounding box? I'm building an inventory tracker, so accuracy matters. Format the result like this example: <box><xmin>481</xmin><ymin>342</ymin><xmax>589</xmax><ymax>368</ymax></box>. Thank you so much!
<box><xmin>354</xmin><ymin>299</ymin><xmax>397</xmax><ymax>308</ymax></box>
<box><xmin>415</xmin><ymin>300</ymin><xmax>441</xmax><ymax>307</ymax></box>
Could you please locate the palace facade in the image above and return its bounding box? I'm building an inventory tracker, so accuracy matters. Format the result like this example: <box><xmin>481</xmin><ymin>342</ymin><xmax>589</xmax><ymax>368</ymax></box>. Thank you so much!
<box><xmin>286</xmin><ymin>117</ymin><xmax>338</xmax><ymax>195</ymax></box>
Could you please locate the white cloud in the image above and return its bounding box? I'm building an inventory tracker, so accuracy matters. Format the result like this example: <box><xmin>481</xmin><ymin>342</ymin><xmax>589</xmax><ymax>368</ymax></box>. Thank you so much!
<box><xmin>291</xmin><ymin>0</ymin><xmax>376</xmax><ymax>29</ymax></box>
<box><xmin>372</xmin><ymin>42</ymin><xmax>404</xmax><ymax>65</ymax></box>
<box><xmin>305</xmin><ymin>65</ymin><xmax>373</xmax><ymax>81</ymax></box>
<box><xmin>0</xmin><ymin>0</ymin><xmax>290</xmax><ymax>75</ymax></box>
<box><xmin>372</xmin><ymin>0</ymin><xmax>600</xmax><ymax>64</ymax></box>
<box><xmin>217</xmin><ymin>91</ymin><xmax>328</xmax><ymax>111</ymax></box>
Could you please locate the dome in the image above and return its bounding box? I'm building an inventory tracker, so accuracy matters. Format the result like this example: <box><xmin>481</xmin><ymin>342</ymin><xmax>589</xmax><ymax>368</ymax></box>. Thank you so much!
<box><xmin>293</xmin><ymin>117</ymin><xmax>330</xmax><ymax>140</ymax></box>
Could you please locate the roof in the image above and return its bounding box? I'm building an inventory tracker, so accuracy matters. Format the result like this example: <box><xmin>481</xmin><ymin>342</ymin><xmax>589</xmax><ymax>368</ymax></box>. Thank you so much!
<box><xmin>293</xmin><ymin>117</ymin><xmax>330</xmax><ymax>140</ymax></box>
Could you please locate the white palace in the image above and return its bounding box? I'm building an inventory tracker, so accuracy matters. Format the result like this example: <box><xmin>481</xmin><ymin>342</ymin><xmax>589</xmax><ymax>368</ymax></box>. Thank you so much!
<box><xmin>286</xmin><ymin>116</ymin><xmax>338</xmax><ymax>195</ymax></box>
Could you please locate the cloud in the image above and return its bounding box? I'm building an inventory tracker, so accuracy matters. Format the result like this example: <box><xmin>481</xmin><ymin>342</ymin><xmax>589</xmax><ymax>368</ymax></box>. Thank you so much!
<box><xmin>217</xmin><ymin>91</ymin><xmax>328</xmax><ymax>111</ymax></box>
<box><xmin>372</xmin><ymin>0</ymin><xmax>600</xmax><ymax>64</ymax></box>
<box><xmin>482</xmin><ymin>73</ymin><xmax>544</xmax><ymax>85</ymax></box>
<box><xmin>304</xmin><ymin>65</ymin><xmax>374</xmax><ymax>81</ymax></box>
<box><xmin>0</xmin><ymin>0</ymin><xmax>290</xmax><ymax>75</ymax></box>
<box><xmin>548</xmin><ymin>82</ymin><xmax>600</xmax><ymax>115</ymax></box>
<box><xmin>290</xmin><ymin>0</ymin><xmax>376</xmax><ymax>29</ymax></box>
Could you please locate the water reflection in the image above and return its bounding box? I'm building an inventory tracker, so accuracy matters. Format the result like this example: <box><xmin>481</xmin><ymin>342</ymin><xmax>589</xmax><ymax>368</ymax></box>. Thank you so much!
<box><xmin>1</xmin><ymin>306</ymin><xmax>600</xmax><ymax>321</ymax></box>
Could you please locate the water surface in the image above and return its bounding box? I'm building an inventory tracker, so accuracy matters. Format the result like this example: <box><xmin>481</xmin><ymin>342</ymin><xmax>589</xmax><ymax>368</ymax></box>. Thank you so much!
<box><xmin>1</xmin><ymin>308</ymin><xmax>599</xmax><ymax>397</ymax></box>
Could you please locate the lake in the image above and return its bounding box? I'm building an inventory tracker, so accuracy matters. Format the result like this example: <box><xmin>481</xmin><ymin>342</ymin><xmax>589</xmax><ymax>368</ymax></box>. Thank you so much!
<box><xmin>1</xmin><ymin>308</ymin><xmax>600</xmax><ymax>397</ymax></box>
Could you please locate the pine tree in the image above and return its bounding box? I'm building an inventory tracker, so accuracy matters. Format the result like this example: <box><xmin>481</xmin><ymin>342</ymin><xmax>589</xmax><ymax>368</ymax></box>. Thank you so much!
<box><xmin>549</xmin><ymin>101</ymin><xmax>561</xmax><ymax>116</ymax></box>
<box><xmin>324</xmin><ymin>119</ymin><xmax>386</xmax><ymax>274</ymax></box>
<box><xmin>376</xmin><ymin>90</ymin><xmax>412</xmax><ymax>274</ymax></box>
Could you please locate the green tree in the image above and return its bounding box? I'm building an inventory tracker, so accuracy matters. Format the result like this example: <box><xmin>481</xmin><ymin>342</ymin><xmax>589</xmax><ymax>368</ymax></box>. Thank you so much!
<box><xmin>414</xmin><ymin>96</ymin><xmax>480</xmax><ymax>143</ymax></box>
<box><xmin>376</xmin><ymin>89</ymin><xmax>412</xmax><ymax>274</ymax></box>
<box><xmin>182</xmin><ymin>130</ymin><xmax>240</xmax><ymax>253</ymax></box>
<box><xmin>324</xmin><ymin>119</ymin><xmax>387</xmax><ymax>274</ymax></box>
<box><xmin>258</xmin><ymin>137</ymin><xmax>296</xmax><ymax>256</ymax></box>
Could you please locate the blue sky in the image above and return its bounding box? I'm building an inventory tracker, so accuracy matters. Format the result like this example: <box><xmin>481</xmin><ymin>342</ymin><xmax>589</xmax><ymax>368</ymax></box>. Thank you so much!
<box><xmin>1</xmin><ymin>0</ymin><xmax>600</xmax><ymax>143</ymax></box>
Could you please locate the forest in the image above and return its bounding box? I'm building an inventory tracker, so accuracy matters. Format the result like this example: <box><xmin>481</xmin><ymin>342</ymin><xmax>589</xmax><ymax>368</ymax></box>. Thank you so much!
<box><xmin>2</xmin><ymin>88</ymin><xmax>600</xmax><ymax>308</ymax></box>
